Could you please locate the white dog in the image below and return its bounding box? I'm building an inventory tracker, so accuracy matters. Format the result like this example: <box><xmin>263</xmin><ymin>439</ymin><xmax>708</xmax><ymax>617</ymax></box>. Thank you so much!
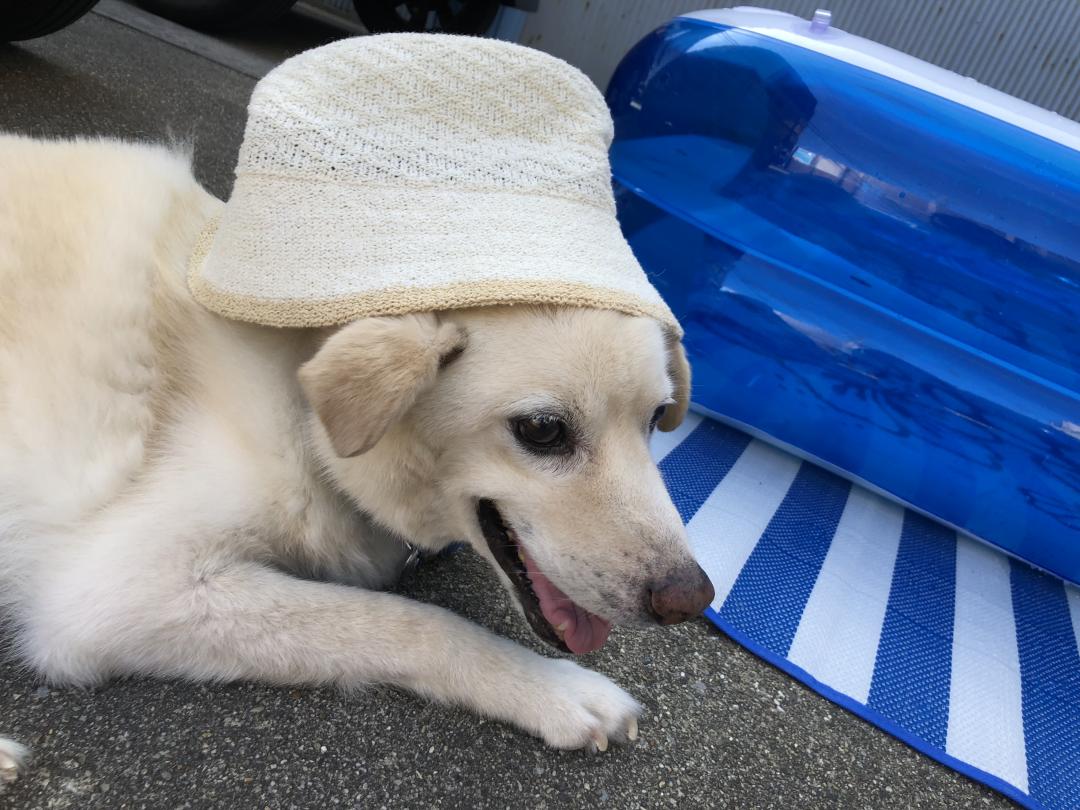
<box><xmin>0</xmin><ymin>135</ymin><xmax>713</xmax><ymax>781</ymax></box>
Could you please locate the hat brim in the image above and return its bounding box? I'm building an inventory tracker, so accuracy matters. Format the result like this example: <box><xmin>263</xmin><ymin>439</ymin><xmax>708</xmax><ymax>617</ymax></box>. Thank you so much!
<box><xmin>187</xmin><ymin>173</ymin><xmax>681</xmax><ymax>336</ymax></box>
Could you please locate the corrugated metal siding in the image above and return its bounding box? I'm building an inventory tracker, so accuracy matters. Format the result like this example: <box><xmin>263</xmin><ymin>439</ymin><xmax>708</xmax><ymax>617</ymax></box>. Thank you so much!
<box><xmin>519</xmin><ymin>0</ymin><xmax>1080</xmax><ymax>121</ymax></box>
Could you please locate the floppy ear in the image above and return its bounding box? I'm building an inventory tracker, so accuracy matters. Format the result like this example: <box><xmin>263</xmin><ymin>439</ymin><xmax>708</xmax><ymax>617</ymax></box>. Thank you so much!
<box><xmin>657</xmin><ymin>334</ymin><xmax>691</xmax><ymax>432</ymax></box>
<box><xmin>299</xmin><ymin>314</ymin><xmax>466</xmax><ymax>458</ymax></box>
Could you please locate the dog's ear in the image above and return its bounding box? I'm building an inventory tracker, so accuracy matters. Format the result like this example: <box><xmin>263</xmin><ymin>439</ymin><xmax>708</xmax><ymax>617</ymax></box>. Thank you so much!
<box><xmin>299</xmin><ymin>314</ymin><xmax>466</xmax><ymax>458</ymax></box>
<box><xmin>657</xmin><ymin>334</ymin><xmax>691</xmax><ymax>432</ymax></box>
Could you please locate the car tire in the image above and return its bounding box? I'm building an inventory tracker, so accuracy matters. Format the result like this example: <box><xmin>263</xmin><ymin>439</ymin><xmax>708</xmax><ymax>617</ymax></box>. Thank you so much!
<box><xmin>0</xmin><ymin>0</ymin><xmax>101</xmax><ymax>41</ymax></box>
<box><xmin>133</xmin><ymin>0</ymin><xmax>300</xmax><ymax>31</ymax></box>
<box><xmin>352</xmin><ymin>0</ymin><xmax>500</xmax><ymax>35</ymax></box>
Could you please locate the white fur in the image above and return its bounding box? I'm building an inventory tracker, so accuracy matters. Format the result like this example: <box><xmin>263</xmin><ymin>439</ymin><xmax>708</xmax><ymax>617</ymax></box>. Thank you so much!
<box><xmin>0</xmin><ymin>738</ymin><xmax>29</xmax><ymax>787</ymax></box>
<box><xmin>0</xmin><ymin>136</ymin><xmax>704</xmax><ymax>776</ymax></box>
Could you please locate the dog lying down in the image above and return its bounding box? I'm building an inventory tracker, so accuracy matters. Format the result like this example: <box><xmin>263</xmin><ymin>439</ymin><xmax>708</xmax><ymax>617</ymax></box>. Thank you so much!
<box><xmin>0</xmin><ymin>136</ymin><xmax>714</xmax><ymax>777</ymax></box>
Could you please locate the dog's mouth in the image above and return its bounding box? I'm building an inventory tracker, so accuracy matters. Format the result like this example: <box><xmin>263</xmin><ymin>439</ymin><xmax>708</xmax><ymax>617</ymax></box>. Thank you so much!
<box><xmin>476</xmin><ymin>499</ymin><xmax>612</xmax><ymax>655</ymax></box>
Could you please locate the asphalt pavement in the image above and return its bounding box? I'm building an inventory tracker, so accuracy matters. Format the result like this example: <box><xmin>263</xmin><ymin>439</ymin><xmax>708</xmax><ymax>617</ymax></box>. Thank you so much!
<box><xmin>0</xmin><ymin>6</ymin><xmax>1015</xmax><ymax>809</ymax></box>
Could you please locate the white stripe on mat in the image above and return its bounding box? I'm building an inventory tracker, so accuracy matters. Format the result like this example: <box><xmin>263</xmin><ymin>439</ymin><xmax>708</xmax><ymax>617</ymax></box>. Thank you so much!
<box><xmin>685</xmin><ymin>440</ymin><xmax>801</xmax><ymax>610</ymax></box>
<box><xmin>946</xmin><ymin>536</ymin><xmax>1028</xmax><ymax>793</ymax></box>
<box><xmin>787</xmin><ymin>488</ymin><xmax>904</xmax><ymax>703</ymax></box>
<box><xmin>1067</xmin><ymin>584</ymin><xmax>1080</xmax><ymax>657</ymax></box>
<box><xmin>650</xmin><ymin>412</ymin><xmax>704</xmax><ymax>464</ymax></box>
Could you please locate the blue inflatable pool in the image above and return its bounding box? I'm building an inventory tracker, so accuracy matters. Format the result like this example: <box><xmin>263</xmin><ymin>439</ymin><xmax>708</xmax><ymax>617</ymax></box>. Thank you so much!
<box><xmin>607</xmin><ymin>8</ymin><xmax>1080</xmax><ymax>584</ymax></box>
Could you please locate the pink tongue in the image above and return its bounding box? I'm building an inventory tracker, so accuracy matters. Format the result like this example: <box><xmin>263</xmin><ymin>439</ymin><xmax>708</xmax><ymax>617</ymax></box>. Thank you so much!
<box><xmin>521</xmin><ymin>550</ymin><xmax>612</xmax><ymax>654</ymax></box>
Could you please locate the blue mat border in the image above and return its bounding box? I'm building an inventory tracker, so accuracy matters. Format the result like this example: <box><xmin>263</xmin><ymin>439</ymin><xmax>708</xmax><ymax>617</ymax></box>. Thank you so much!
<box><xmin>703</xmin><ymin>605</ymin><xmax>1038</xmax><ymax>810</ymax></box>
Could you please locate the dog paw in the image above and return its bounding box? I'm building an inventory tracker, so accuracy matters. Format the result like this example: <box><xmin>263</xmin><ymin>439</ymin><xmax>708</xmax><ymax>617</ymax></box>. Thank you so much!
<box><xmin>521</xmin><ymin>659</ymin><xmax>641</xmax><ymax>752</ymax></box>
<box><xmin>0</xmin><ymin>739</ymin><xmax>29</xmax><ymax>790</ymax></box>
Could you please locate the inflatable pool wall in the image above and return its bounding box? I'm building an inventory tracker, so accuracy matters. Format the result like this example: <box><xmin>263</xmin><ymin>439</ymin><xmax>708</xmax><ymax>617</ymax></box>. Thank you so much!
<box><xmin>607</xmin><ymin>8</ymin><xmax>1080</xmax><ymax>583</ymax></box>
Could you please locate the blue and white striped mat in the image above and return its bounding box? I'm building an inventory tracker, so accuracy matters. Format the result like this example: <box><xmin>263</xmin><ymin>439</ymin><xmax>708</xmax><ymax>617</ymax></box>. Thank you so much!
<box><xmin>652</xmin><ymin>413</ymin><xmax>1080</xmax><ymax>810</ymax></box>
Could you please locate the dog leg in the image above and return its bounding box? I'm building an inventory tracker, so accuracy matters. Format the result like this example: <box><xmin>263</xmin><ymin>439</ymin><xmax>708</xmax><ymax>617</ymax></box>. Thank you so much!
<box><xmin>0</xmin><ymin>738</ymin><xmax>29</xmax><ymax>791</ymax></box>
<box><xmin>30</xmin><ymin>559</ymin><xmax>640</xmax><ymax>751</ymax></box>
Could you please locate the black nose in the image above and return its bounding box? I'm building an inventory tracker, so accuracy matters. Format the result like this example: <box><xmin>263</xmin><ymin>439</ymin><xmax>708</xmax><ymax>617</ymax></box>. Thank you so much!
<box><xmin>648</xmin><ymin>564</ymin><xmax>715</xmax><ymax>625</ymax></box>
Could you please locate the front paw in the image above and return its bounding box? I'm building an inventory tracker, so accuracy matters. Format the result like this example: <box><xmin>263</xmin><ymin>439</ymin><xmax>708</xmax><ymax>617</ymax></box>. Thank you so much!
<box><xmin>0</xmin><ymin>739</ymin><xmax>29</xmax><ymax>791</ymax></box>
<box><xmin>520</xmin><ymin>659</ymin><xmax>641</xmax><ymax>752</ymax></box>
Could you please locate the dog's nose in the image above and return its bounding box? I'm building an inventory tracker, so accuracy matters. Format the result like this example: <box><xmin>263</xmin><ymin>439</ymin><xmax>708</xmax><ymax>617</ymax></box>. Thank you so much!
<box><xmin>648</xmin><ymin>564</ymin><xmax>715</xmax><ymax>625</ymax></box>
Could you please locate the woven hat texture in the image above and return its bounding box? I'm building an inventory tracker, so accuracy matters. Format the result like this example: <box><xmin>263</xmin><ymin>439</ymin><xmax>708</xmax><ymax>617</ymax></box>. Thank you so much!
<box><xmin>188</xmin><ymin>33</ymin><xmax>680</xmax><ymax>334</ymax></box>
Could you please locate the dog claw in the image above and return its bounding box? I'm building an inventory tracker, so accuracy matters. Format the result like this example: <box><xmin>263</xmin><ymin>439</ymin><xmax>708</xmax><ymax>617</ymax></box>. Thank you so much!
<box><xmin>626</xmin><ymin>716</ymin><xmax>638</xmax><ymax>742</ymax></box>
<box><xmin>590</xmin><ymin>731</ymin><xmax>608</xmax><ymax>753</ymax></box>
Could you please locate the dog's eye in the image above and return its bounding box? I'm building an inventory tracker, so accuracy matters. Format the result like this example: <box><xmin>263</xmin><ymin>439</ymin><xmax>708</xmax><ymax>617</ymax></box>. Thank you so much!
<box><xmin>650</xmin><ymin>405</ymin><xmax>668</xmax><ymax>431</ymax></box>
<box><xmin>513</xmin><ymin>416</ymin><xmax>569</xmax><ymax>454</ymax></box>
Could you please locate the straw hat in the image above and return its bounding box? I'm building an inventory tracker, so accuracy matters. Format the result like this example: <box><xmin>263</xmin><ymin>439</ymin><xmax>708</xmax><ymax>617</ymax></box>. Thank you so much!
<box><xmin>187</xmin><ymin>33</ymin><xmax>680</xmax><ymax>336</ymax></box>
